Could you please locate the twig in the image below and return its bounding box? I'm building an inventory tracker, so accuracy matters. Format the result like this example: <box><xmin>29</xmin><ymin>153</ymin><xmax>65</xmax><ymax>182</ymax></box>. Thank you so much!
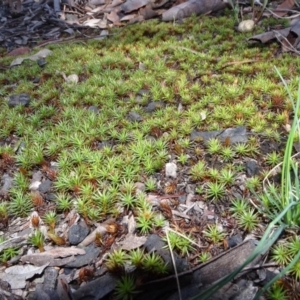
<box><xmin>221</xmin><ymin>59</ymin><xmax>262</xmax><ymax>69</ymax></box>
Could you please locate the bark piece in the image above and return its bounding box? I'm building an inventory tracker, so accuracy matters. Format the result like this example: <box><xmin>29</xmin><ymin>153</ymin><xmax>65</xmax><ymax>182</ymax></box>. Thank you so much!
<box><xmin>137</xmin><ymin>239</ymin><xmax>260</xmax><ymax>300</ymax></box>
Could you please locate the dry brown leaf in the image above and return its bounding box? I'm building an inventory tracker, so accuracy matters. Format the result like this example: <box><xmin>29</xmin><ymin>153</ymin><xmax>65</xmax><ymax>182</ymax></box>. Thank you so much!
<box><xmin>107</xmin><ymin>9</ymin><xmax>120</xmax><ymax>24</ymax></box>
<box><xmin>7</xmin><ymin>47</ymin><xmax>30</xmax><ymax>56</ymax></box>
<box><xmin>118</xmin><ymin>234</ymin><xmax>147</xmax><ymax>250</ymax></box>
<box><xmin>160</xmin><ymin>199</ymin><xmax>173</xmax><ymax>219</ymax></box>
<box><xmin>273</xmin><ymin>0</ymin><xmax>295</xmax><ymax>17</ymax></box>
<box><xmin>120</xmin><ymin>0</ymin><xmax>151</xmax><ymax>13</ymax></box>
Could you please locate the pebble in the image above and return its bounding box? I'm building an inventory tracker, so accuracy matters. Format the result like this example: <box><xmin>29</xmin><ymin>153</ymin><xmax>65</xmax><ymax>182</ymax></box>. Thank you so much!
<box><xmin>238</xmin><ymin>20</ymin><xmax>255</xmax><ymax>33</ymax></box>
<box><xmin>68</xmin><ymin>223</ymin><xmax>89</xmax><ymax>245</ymax></box>
<box><xmin>8</xmin><ymin>93</ymin><xmax>30</xmax><ymax>107</ymax></box>
<box><xmin>245</xmin><ymin>159</ymin><xmax>260</xmax><ymax>177</ymax></box>
<box><xmin>0</xmin><ymin>173</ymin><xmax>13</xmax><ymax>196</ymax></box>
<box><xmin>38</xmin><ymin>179</ymin><xmax>52</xmax><ymax>194</ymax></box>
<box><xmin>165</xmin><ymin>162</ymin><xmax>177</xmax><ymax>178</ymax></box>
<box><xmin>127</xmin><ymin>111</ymin><xmax>143</xmax><ymax>122</ymax></box>
<box><xmin>144</xmin><ymin>101</ymin><xmax>165</xmax><ymax>113</ymax></box>
<box><xmin>228</xmin><ymin>234</ymin><xmax>243</xmax><ymax>248</ymax></box>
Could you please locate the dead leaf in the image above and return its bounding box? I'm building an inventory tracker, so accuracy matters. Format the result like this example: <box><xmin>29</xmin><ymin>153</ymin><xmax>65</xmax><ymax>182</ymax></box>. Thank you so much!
<box><xmin>118</xmin><ymin>234</ymin><xmax>147</xmax><ymax>250</ymax></box>
<box><xmin>7</xmin><ymin>47</ymin><xmax>30</xmax><ymax>57</ymax></box>
<box><xmin>107</xmin><ymin>10</ymin><xmax>120</xmax><ymax>24</ymax></box>
<box><xmin>120</xmin><ymin>0</ymin><xmax>151</xmax><ymax>13</ymax></box>
<box><xmin>139</xmin><ymin>4</ymin><xmax>158</xmax><ymax>20</ymax></box>
<box><xmin>1</xmin><ymin>264</ymin><xmax>48</xmax><ymax>289</ymax></box>
<box><xmin>160</xmin><ymin>199</ymin><xmax>173</xmax><ymax>219</ymax></box>
<box><xmin>272</xmin><ymin>0</ymin><xmax>295</xmax><ymax>17</ymax></box>
<box><xmin>120</xmin><ymin>14</ymin><xmax>138</xmax><ymax>21</ymax></box>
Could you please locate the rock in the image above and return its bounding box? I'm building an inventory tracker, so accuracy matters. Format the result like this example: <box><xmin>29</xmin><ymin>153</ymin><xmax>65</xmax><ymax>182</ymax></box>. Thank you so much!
<box><xmin>245</xmin><ymin>159</ymin><xmax>261</xmax><ymax>177</ymax></box>
<box><xmin>138</xmin><ymin>89</ymin><xmax>150</xmax><ymax>97</ymax></box>
<box><xmin>165</xmin><ymin>162</ymin><xmax>177</xmax><ymax>178</ymax></box>
<box><xmin>87</xmin><ymin>106</ymin><xmax>99</xmax><ymax>113</ymax></box>
<box><xmin>38</xmin><ymin>179</ymin><xmax>52</xmax><ymax>194</ymax></box>
<box><xmin>127</xmin><ymin>111</ymin><xmax>143</xmax><ymax>122</ymax></box>
<box><xmin>65</xmin><ymin>245</ymin><xmax>100</xmax><ymax>268</ymax></box>
<box><xmin>8</xmin><ymin>93</ymin><xmax>30</xmax><ymax>107</ymax></box>
<box><xmin>29</xmin><ymin>181</ymin><xmax>41</xmax><ymax>191</ymax></box>
<box><xmin>29</xmin><ymin>267</ymin><xmax>60</xmax><ymax>300</ymax></box>
<box><xmin>228</xmin><ymin>234</ymin><xmax>243</xmax><ymax>248</ymax></box>
<box><xmin>238</xmin><ymin>20</ymin><xmax>255</xmax><ymax>33</ymax></box>
<box><xmin>178</xmin><ymin>194</ymin><xmax>186</xmax><ymax>204</ymax></box>
<box><xmin>68</xmin><ymin>223</ymin><xmax>89</xmax><ymax>245</ymax></box>
<box><xmin>37</xmin><ymin>58</ymin><xmax>46</xmax><ymax>67</ymax></box>
<box><xmin>45</xmin><ymin>193</ymin><xmax>56</xmax><ymax>202</ymax></box>
<box><xmin>191</xmin><ymin>126</ymin><xmax>247</xmax><ymax>144</ymax></box>
<box><xmin>97</xmin><ymin>141</ymin><xmax>112</xmax><ymax>150</ymax></box>
<box><xmin>144</xmin><ymin>101</ymin><xmax>165</xmax><ymax>113</ymax></box>
<box><xmin>0</xmin><ymin>173</ymin><xmax>13</xmax><ymax>197</ymax></box>
<box><xmin>43</xmin><ymin>267</ymin><xmax>58</xmax><ymax>291</ymax></box>
<box><xmin>135</xmin><ymin>90</ymin><xmax>149</xmax><ymax>104</ymax></box>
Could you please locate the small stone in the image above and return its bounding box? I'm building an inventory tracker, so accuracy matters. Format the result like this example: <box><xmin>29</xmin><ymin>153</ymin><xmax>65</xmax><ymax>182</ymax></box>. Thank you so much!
<box><xmin>97</xmin><ymin>141</ymin><xmax>112</xmax><ymax>150</ymax></box>
<box><xmin>37</xmin><ymin>58</ymin><xmax>47</xmax><ymax>67</ymax></box>
<box><xmin>38</xmin><ymin>179</ymin><xmax>52</xmax><ymax>194</ymax></box>
<box><xmin>245</xmin><ymin>159</ymin><xmax>261</xmax><ymax>177</ymax></box>
<box><xmin>87</xmin><ymin>106</ymin><xmax>99</xmax><ymax>113</ymax></box>
<box><xmin>0</xmin><ymin>174</ymin><xmax>13</xmax><ymax>197</ymax></box>
<box><xmin>45</xmin><ymin>193</ymin><xmax>56</xmax><ymax>202</ymax></box>
<box><xmin>8</xmin><ymin>93</ymin><xmax>30</xmax><ymax>107</ymax></box>
<box><xmin>238</xmin><ymin>20</ymin><xmax>255</xmax><ymax>33</ymax></box>
<box><xmin>43</xmin><ymin>267</ymin><xmax>58</xmax><ymax>291</ymax></box>
<box><xmin>127</xmin><ymin>111</ymin><xmax>143</xmax><ymax>122</ymax></box>
<box><xmin>165</xmin><ymin>162</ymin><xmax>177</xmax><ymax>178</ymax></box>
<box><xmin>144</xmin><ymin>101</ymin><xmax>165</xmax><ymax>113</ymax></box>
<box><xmin>68</xmin><ymin>224</ymin><xmax>89</xmax><ymax>245</ymax></box>
<box><xmin>29</xmin><ymin>181</ymin><xmax>41</xmax><ymax>191</ymax></box>
<box><xmin>228</xmin><ymin>234</ymin><xmax>243</xmax><ymax>248</ymax></box>
<box><xmin>178</xmin><ymin>195</ymin><xmax>186</xmax><ymax>204</ymax></box>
